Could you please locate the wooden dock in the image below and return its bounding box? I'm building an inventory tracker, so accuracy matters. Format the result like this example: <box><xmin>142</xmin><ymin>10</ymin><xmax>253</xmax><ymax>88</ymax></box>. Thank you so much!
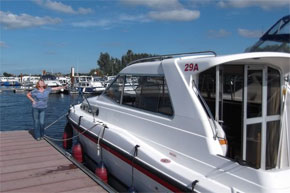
<box><xmin>0</xmin><ymin>130</ymin><xmax>108</xmax><ymax>193</ymax></box>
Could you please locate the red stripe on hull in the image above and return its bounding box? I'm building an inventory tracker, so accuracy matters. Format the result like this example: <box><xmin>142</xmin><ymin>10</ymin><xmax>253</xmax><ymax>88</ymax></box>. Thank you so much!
<box><xmin>71</xmin><ymin>124</ymin><xmax>186</xmax><ymax>193</ymax></box>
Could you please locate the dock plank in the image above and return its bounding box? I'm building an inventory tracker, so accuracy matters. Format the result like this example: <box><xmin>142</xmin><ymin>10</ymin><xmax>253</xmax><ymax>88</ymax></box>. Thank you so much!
<box><xmin>0</xmin><ymin>153</ymin><xmax>64</xmax><ymax>167</ymax></box>
<box><xmin>0</xmin><ymin>164</ymin><xmax>76</xmax><ymax>182</ymax></box>
<box><xmin>61</xmin><ymin>185</ymin><xmax>107</xmax><ymax>193</ymax></box>
<box><xmin>2</xmin><ymin>178</ymin><xmax>99</xmax><ymax>193</ymax></box>
<box><xmin>0</xmin><ymin>131</ymin><xmax>108</xmax><ymax>193</ymax></box>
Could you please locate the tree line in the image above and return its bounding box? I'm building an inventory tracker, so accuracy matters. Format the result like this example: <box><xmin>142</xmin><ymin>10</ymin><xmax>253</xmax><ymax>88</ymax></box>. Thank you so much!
<box><xmin>90</xmin><ymin>50</ymin><xmax>155</xmax><ymax>76</ymax></box>
<box><xmin>1</xmin><ymin>50</ymin><xmax>155</xmax><ymax>77</ymax></box>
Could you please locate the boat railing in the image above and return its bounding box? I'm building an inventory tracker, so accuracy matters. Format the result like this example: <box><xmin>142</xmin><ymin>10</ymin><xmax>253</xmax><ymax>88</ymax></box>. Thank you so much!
<box><xmin>127</xmin><ymin>51</ymin><xmax>217</xmax><ymax>66</ymax></box>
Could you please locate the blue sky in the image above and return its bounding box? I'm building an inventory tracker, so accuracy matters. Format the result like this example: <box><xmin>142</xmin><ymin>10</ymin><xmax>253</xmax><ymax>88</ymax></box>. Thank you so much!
<box><xmin>0</xmin><ymin>0</ymin><xmax>289</xmax><ymax>75</ymax></box>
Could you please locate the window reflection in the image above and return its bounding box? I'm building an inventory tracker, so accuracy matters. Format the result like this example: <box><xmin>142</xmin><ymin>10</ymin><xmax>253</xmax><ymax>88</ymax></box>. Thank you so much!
<box><xmin>266</xmin><ymin>121</ymin><xmax>281</xmax><ymax>169</ymax></box>
<box><xmin>198</xmin><ymin>67</ymin><xmax>216</xmax><ymax>117</ymax></box>
<box><xmin>103</xmin><ymin>76</ymin><xmax>124</xmax><ymax>104</ymax></box>
<box><xmin>267</xmin><ymin>67</ymin><xmax>281</xmax><ymax>116</ymax></box>
<box><xmin>247</xmin><ymin>70</ymin><xmax>263</xmax><ymax>118</ymax></box>
<box><xmin>246</xmin><ymin>123</ymin><xmax>262</xmax><ymax>169</ymax></box>
<box><xmin>122</xmin><ymin>76</ymin><xmax>173</xmax><ymax>116</ymax></box>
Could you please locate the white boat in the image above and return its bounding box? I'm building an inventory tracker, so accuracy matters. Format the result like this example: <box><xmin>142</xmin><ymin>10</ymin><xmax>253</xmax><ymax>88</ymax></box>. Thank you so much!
<box><xmin>41</xmin><ymin>75</ymin><xmax>63</xmax><ymax>94</ymax></box>
<box><xmin>21</xmin><ymin>76</ymin><xmax>40</xmax><ymax>85</ymax></box>
<box><xmin>104</xmin><ymin>75</ymin><xmax>116</xmax><ymax>87</ymax></box>
<box><xmin>66</xmin><ymin>50</ymin><xmax>290</xmax><ymax>193</ymax></box>
<box><xmin>66</xmin><ymin>16</ymin><xmax>290</xmax><ymax>192</ymax></box>
<box><xmin>1</xmin><ymin>77</ymin><xmax>21</xmax><ymax>86</ymax></box>
<box><xmin>57</xmin><ymin>76</ymin><xmax>71</xmax><ymax>86</ymax></box>
<box><xmin>73</xmin><ymin>76</ymin><xmax>105</xmax><ymax>94</ymax></box>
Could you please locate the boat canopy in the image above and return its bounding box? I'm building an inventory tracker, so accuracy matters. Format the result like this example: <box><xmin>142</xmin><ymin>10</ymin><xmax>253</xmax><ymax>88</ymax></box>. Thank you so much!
<box><xmin>247</xmin><ymin>15</ymin><xmax>290</xmax><ymax>53</ymax></box>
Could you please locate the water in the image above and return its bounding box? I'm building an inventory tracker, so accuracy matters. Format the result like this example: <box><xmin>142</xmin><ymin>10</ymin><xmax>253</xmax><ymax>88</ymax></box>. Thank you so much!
<box><xmin>0</xmin><ymin>87</ymin><xmax>82</xmax><ymax>146</ymax></box>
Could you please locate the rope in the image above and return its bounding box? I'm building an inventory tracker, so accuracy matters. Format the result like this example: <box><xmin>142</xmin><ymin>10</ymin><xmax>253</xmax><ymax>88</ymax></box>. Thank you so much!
<box><xmin>42</xmin><ymin>107</ymin><xmax>108</xmax><ymax>142</ymax></box>
<box><xmin>43</xmin><ymin>112</ymin><xmax>68</xmax><ymax>131</ymax></box>
<box><xmin>44</xmin><ymin>122</ymin><xmax>103</xmax><ymax>142</ymax></box>
<box><xmin>42</xmin><ymin>89</ymin><xmax>105</xmax><ymax>142</ymax></box>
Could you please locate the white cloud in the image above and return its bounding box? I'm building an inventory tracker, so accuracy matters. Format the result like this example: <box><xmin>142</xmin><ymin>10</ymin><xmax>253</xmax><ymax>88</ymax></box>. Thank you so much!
<box><xmin>72</xmin><ymin>19</ymin><xmax>112</xmax><ymax>28</ymax></box>
<box><xmin>120</xmin><ymin>0</ymin><xmax>182</xmax><ymax>10</ymax></box>
<box><xmin>119</xmin><ymin>14</ymin><xmax>149</xmax><ymax>22</ymax></box>
<box><xmin>0</xmin><ymin>11</ymin><xmax>61</xmax><ymax>29</ymax></box>
<box><xmin>238</xmin><ymin>28</ymin><xmax>263</xmax><ymax>38</ymax></box>
<box><xmin>218</xmin><ymin>0</ymin><xmax>290</xmax><ymax>9</ymax></box>
<box><xmin>72</xmin><ymin>14</ymin><xmax>149</xmax><ymax>29</ymax></box>
<box><xmin>121</xmin><ymin>0</ymin><xmax>200</xmax><ymax>22</ymax></box>
<box><xmin>208</xmin><ymin>29</ymin><xmax>231</xmax><ymax>38</ymax></box>
<box><xmin>148</xmin><ymin>9</ymin><xmax>200</xmax><ymax>21</ymax></box>
<box><xmin>33</xmin><ymin>0</ymin><xmax>92</xmax><ymax>14</ymax></box>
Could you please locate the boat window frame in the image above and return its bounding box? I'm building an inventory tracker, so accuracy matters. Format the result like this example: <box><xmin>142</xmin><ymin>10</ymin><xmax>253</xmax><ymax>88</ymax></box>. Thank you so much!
<box><xmin>102</xmin><ymin>73</ymin><xmax>175</xmax><ymax>118</ymax></box>
<box><xmin>198</xmin><ymin>63</ymin><xmax>283</xmax><ymax>170</ymax></box>
<box><xmin>243</xmin><ymin>64</ymin><xmax>283</xmax><ymax>169</ymax></box>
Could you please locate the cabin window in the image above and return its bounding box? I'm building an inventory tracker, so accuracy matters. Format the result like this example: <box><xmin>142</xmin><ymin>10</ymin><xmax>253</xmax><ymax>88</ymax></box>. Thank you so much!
<box><xmin>122</xmin><ymin>75</ymin><xmax>174</xmax><ymax>116</ymax></box>
<box><xmin>267</xmin><ymin>68</ymin><xmax>281</xmax><ymax>116</ymax></box>
<box><xmin>199</xmin><ymin>66</ymin><xmax>244</xmax><ymax>161</ymax></box>
<box><xmin>199</xmin><ymin>65</ymin><xmax>282</xmax><ymax>170</ymax></box>
<box><xmin>266</xmin><ymin>120</ymin><xmax>280</xmax><ymax>169</ymax></box>
<box><xmin>103</xmin><ymin>75</ymin><xmax>124</xmax><ymax>103</ymax></box>
<box><xmin>198</xmin><ymin>67</ymin><xmax>216</xmax><ymax>117</ymax></box>
<box><xmin>247</xmin><ymin>70</ymin><xmax>263</xmax><ymax>118</ymax></box>
<box><xmin>246</xmin><ymin>123</ymin><xmax>262</xmax><ymax>168</ymax></box>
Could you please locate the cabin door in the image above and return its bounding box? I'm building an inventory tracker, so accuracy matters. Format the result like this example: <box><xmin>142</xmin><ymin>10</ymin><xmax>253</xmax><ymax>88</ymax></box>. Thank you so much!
<box><xmin>242</xmin><ymin>65</ymin><xmax>281</xmax><ymax>169</ymax></box>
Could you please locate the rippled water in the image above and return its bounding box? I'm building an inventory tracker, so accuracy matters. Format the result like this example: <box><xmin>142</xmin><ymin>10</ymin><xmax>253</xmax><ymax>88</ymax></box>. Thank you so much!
<box><xmin>0</xmin><ymin>87</ymin><xmax>82</xmax><ymax>146</ymax></box>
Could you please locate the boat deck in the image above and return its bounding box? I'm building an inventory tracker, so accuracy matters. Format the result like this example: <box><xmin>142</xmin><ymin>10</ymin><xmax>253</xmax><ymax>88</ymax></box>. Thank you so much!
<box><xmin>0</xmin><ymin>130</ymin><xmax>108</xmax><ymax>193</ymax></box>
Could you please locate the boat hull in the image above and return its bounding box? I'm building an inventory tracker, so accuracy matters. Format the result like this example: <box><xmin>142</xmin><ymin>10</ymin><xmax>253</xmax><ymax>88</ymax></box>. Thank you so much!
<box><xmin>68</xmin><ymin>118</ymin><xmax>192</xmax><ymax>193</ymax></box>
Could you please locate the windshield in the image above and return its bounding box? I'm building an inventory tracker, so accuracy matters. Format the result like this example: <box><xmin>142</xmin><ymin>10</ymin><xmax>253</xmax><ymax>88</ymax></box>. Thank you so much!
<box><xmin>247</xmin><ymin>15</ymin><xmax>290</xmax><ymax>53</ymax></box>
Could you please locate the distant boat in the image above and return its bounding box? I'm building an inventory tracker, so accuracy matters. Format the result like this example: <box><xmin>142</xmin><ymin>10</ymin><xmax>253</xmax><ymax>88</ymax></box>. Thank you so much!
<box><xmin>21</xmin><ymin>76</ymin><xmax>40</xmax><ymax>86</ymax></box>
<box><xmin>41</xmin><ymin>75</ymin><xmax>63</xmax><ymax>94</ymax></box>
<box><xmin>1</xmin><ymin>77</ymin><xmax>21</xmax><ymax>86</ymax></box>
<box><xmin>57</xmin><ymin>76</ymin><xmax>71</xmax><ymax>86</ymax></box>
<box><xmin>73</xmin><ymin>75</ymin><xmax>105</xmax><ymax>94</ymax></box>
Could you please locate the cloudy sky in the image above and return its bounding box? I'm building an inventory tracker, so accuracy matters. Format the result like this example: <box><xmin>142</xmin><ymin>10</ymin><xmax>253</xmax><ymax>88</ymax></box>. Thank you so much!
<box><xmin>0</xmin><ymin>0</ymin><xmax>289</xmax><ymax>75</ymax></box>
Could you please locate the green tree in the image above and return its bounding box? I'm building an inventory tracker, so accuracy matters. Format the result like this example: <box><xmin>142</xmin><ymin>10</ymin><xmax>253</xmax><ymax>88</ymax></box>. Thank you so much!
<box><xmin>3</xmin><ymin>72</ymin><xmax>13</xmax><ymax>77</ymax></box>
<box><xmin>121</xmin><ymin>50</ymin><xmax>156</xmax><ymax>66</ymax></box>
<box><xmin>89</xmin><ymin>68</ymin><xmax>103</xmax><ymax>76</ymax></box>
<box><xmin>97</xmin><ymin>52</ymin><xmax>111</xmax><ymax>75</ymax></box>
<box><xmin>97</xmin><ymin>50</ymin><xmax>156</xmax><ymax>76</ymax></box>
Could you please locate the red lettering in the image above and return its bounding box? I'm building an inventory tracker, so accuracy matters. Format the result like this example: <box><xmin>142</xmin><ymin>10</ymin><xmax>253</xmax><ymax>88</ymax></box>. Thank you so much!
<box><xmin>184</xmin><ymin>64</ymin><xmax>189</xmax><ymax>71</ymax></box>
<box><xmin>185</xmin><ymin>63</ymin><xmax>199</xmax><ymax>72</ymax></box>
<box><xmin>193</xmin><ymin>63</ymin><xmax>199</xmax><ymax>71</ymax></box>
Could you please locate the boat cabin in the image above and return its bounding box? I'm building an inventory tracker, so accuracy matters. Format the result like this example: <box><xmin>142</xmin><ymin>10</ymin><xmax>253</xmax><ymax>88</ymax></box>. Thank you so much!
<box><xmin>100</xmin><ymin>52</ymin><xmax>289</xmax><ymax>170</ymax></box>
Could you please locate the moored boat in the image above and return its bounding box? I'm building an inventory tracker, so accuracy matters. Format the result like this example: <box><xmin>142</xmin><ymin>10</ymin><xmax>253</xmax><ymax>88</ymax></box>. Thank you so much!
<box><xmin>41</xmin><ymin>74</ymin><xmax>63</xmax><ymax>94</ymax></box>
<box><xmin>65</xmin><ymin>15</ymin><xmax>290</xmax><ymax>192</ymax></box>
<box><xmin>73</xmin><ymin>76</ymin><xmax>105</xmax><ymax>94</ymax></box>
<box><xmin>66</xmin><ymin>50</ymin><xmax>290</xmax><ymax>192</ymax></box>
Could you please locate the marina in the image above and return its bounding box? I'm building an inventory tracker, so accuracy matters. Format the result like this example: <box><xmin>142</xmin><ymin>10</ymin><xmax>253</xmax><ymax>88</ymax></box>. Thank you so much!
<box><xmin>0</xmin><ymin>14</ymin><xmax>289</xmax><ymax>193</ymax></box>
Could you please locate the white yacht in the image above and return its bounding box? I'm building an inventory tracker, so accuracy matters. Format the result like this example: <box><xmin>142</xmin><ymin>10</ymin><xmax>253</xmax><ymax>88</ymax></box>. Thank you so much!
<box><xmin>1</xmin><ymin>77</ymin><xmax>21</xmax><ymax>86</ymax></box>
<box><xmin>67</xmin><ymin>50</ymin><xmax>290</xmax><ymax>193</ymax></box>
<box><xmin>73</xmin><ymin>76</ymin><xmax>105</xmax><ymax>94</ymax></box>
<box><xmin>41</xmin><ymin>75</ymin><xmax>63</xmax><ymax>94</ymax></box>
<box><xmin>57</xmin><ymin>76</ymin><xmax>71</xmax><ymax>86</ymax></box>
<box><xmin>66</xmin><ymin>15</ymin><xmax>290</xmax><ymax>192</ymax></box>
<box><xmin>21</xmin><ymin>76</ymin><xmax>40</xmax><ymax>85</ymax></box>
